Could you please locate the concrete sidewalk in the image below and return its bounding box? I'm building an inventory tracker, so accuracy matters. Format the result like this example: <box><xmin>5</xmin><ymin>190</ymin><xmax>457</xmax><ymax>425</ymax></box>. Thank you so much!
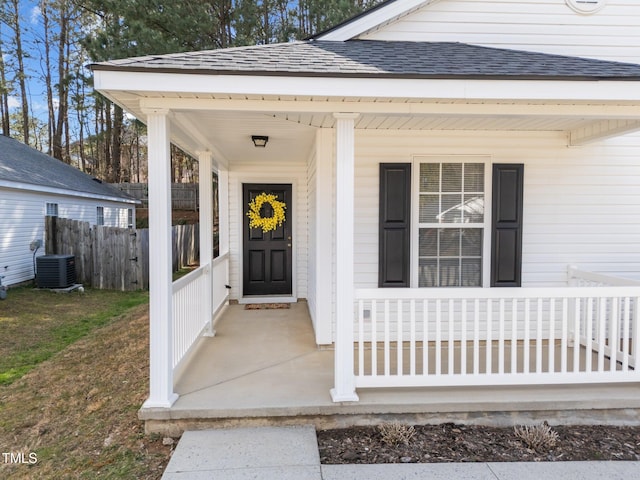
<box><xmin>162</xmin><ymin>426</ymin><xmax>640</xmax><ymax>480</ymax></box>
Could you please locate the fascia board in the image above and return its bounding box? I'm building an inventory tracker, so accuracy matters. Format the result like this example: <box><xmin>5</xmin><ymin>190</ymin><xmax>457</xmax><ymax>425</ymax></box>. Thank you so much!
<box><xmin>315</xmin><ymin>0</ymin><xmax>433</xmax><ymax>41</ymax></box>
<box><xmin>0</xmin><ymin>179</ymin><xmax>139</xmax><ymax>204</ymax></box>
<box><xmin>94</xmin><ymin>70</ymin><xmax>640</xmax><ymax>104</ymax></box>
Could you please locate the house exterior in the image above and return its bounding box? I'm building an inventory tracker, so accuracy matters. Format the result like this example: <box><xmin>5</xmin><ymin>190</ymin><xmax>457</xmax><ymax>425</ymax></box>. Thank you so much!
<box><xmin>92</xmin><ymin>0</ymin><xmax>640</xmax><ymax>411</ymax></box>
<box><xmin>0</xmin><ymin>135</ymin><xmax>138</xmax><ymax>286</ymax></box>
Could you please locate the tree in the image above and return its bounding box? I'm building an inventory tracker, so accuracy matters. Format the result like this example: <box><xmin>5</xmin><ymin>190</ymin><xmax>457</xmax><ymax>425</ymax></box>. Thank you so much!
<box><xmin>4</xmin><ymin>0</ymin><xmax>30</xmax><ymax>144</ymax></box>
<box><xmin>0</xmin><ymin>0</ymin><xmax>383</xmax><ymax>176</ymax></box>
<box><xmin>0</xmin><ymin>22</ymin><xmax>11</xmax><ymax>137</ymax></box>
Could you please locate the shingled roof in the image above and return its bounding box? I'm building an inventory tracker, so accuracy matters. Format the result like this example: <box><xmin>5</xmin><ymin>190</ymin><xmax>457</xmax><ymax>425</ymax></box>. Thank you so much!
<box><xmin>92</xmin><ymin>40</ymin><xmax>640</xmax><ymax>81</ymax></box>
<box><xmin>0</xmin><ymin>135</ymin><xmax>135</xmax><ymax>203</ymax></box>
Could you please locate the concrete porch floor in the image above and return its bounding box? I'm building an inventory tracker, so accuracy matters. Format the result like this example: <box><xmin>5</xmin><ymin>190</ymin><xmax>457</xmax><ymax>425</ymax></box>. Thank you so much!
<box><xmin>140</xmin><ymin>301</ymin><xmax>640</xmax><ymax>436</ymax></box>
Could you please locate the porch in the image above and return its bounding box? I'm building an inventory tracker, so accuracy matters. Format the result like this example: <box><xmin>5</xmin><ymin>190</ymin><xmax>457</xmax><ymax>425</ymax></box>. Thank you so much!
<box><xmin>142</xmin><ymin>271</ymin><xmax>640</xmax><ymax>435</ymax></box>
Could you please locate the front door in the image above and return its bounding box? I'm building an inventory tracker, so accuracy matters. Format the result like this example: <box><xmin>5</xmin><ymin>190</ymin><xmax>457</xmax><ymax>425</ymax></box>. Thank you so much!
<box><xmin>243</xmin><ymin>183</ymin><xmax>292</xmax><ymax>296</ymax></box>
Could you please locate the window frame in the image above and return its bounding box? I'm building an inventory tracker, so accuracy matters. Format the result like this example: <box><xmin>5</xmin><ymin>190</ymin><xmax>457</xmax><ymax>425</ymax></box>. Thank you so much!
<box><xmin>411</xmin><ymin>156</ymin><xmax>492</xmax><ymax>288</ymax></box>
<box><xmin>96</xmin><ymin>206</ymin><xmax>105</xmax><ymax>226</ymax></box>
<box><xmin>45</xmin><ymin>202</ymin><xmax>59</xmax><ymax>217</ymax></box>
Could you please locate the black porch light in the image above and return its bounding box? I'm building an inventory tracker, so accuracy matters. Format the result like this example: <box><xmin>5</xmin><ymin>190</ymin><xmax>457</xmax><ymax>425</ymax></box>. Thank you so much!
<box><xmin>251</xmin><ymin>135</ymin><xmax>269</xmax><ymax>148</ymax></box>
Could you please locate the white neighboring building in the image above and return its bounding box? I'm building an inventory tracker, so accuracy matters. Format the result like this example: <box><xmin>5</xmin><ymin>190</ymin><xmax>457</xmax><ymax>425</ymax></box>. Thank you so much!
<box><xmin>0</xmin><ymin>134</ymin><xmax>138</xmax><ymax>286</ymax></box>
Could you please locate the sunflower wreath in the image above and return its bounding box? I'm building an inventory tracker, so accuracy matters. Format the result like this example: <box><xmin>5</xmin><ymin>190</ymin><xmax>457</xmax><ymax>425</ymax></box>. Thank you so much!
<box><xmin>247</xmin><ymin>192</ymin><xmax>286</xmax><ymax>233</ymax></box>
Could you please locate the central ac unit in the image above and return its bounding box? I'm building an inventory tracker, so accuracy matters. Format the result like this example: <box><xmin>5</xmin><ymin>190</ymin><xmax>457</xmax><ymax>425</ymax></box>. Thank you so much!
<box><xmin>36</xmin><ymin>254</ymin><xmax>76</xmax><ymax>288</ymax></box>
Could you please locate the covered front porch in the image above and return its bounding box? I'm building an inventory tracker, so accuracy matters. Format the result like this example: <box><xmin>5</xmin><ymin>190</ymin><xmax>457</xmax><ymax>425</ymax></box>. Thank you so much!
<box><xmin>142</xmin><ymin>296</ymin><xmax>640</xmax><ymax>436</ymax></box>
<box><xmin>91</xmin><ymin>41</ymin><xmax>640</xmax><ymax>421</ymax></box>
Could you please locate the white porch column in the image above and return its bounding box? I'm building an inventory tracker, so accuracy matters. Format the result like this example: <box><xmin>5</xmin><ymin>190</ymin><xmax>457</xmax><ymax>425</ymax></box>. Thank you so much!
<box><xmin>314</xmin><ymin>128</ymin><xmax>333</xmax><ymax>345</ymax></box>
<box><xmin>331</xmin><ymin>113</ymin><xmax>359</xmax><ymax>402</ymax></box>
<box><xmin>142</xmin><ymin>109</ymin><xmax>178</xmax><ymax>408</ymax></box>
<box><xmin>198</xmin><ymin>150</ymin><xmax>215</xmax><ymax>336</ymax></box>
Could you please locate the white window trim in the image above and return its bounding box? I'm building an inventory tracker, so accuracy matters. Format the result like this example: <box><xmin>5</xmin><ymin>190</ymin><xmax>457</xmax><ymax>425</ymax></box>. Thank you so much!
<box><xmin>411</xmin><ymin>155</ymin><xmax>492</xmax><ymax>288</ymax></box>
<box><xmin>97</xmin><ymin>206</ymin><xmax>105</xmax><ymax>226</ymax></box>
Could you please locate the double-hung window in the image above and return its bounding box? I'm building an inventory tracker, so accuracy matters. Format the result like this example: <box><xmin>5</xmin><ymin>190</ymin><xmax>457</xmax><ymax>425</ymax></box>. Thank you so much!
<box><xmin>416</xmin><ymin>159</ymin><xmax>486</xmax><ymax>287</ymax></box>
<box><xmin>46</xmin><ymin>202</ymin><xmax>58</xmax><ymax>217</ymax></box>
<box><xmin>97</xmin><ymin>206</ymin><xmax>105</xmax><ymax>226</ymax></box>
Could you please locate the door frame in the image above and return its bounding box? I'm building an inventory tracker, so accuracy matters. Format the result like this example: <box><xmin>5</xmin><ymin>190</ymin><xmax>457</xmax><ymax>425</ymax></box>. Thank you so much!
<box><xmin>236</xmin><ymin>175</ymin><xmax>298</xmax><ymax>303</ymax></box>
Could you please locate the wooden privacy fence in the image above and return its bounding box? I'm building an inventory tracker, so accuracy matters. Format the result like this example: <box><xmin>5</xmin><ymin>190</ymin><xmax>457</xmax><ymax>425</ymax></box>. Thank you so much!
<box><xmin>114</xmin><ymin>183</ymin><xmax>200</xmax><ymax>210</ymax></box>
<box><xmin>45</xmin><ymin>217</ymin><xmax>199</xmax><ymax>290</ymax></box>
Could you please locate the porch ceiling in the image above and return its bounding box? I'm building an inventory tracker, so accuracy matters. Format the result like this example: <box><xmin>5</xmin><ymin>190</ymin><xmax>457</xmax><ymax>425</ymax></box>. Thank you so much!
<box><xmin>103</xmin><ymin>89</ymin><xmax>640</xmax><ymax>160</ymax></box>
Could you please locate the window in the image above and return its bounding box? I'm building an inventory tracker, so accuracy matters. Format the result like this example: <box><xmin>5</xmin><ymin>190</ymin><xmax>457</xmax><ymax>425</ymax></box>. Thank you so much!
<box><xmin>46</xmin><ymin>202</ymin><xmax>58</xmax><ymax>217</ymax></box>
<box><xmin>127</xmin><ymin>208</ymin><xmax>134</xmax><ymax>228</ymax></box>
<box><xmin>97</xmin><ymin>206</ymin><xmax>104</xmax><ymax>226</ymax></box>
<box><xmin>417</xmin><ymin>161</ymin><xmax>485</xmax><ymax>287</ymax></box>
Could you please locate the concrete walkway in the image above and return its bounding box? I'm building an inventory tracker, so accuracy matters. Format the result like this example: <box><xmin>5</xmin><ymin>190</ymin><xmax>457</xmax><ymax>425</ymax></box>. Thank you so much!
<box><xmin>162</xmin><ymin>425</ymin><xmax>640</xmax><ymax>480</ymax></box>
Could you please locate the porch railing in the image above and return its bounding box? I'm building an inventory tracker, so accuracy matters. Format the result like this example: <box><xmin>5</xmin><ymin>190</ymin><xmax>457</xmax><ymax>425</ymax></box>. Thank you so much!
<box><xmin>211</xmin><ymin>253</ymin><xmax>230</xmax><ymax>321</ymax></box>
<box><xmin>568</xmin><ymin>265</ymin><xmax>640</xmax><ymax>288</ymax></box>
<box><xmin>353</xmin><ymin>286</ymin><xmax>640</xmax><ymax>389</ymax></box>
<box><xmin>171</xmin><ymin>252</ymin><xmax>229</xmax><ymax>370</ymax></box>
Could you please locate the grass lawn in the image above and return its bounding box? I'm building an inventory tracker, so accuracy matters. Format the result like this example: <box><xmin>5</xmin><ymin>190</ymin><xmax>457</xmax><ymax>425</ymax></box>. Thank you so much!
<box><xmin>0</xmin><ymin>287</ymin><xmax>173</xmax><ymax>479</ymax></box>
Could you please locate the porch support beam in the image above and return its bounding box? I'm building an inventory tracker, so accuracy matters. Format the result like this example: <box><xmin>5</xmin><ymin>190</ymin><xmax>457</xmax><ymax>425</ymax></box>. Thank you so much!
<box><xmin>569</xmin><ymin>119</ymin><xmax>640</xmax><ymax>146</ymax></box>
<box><xmin>141</xmin><ymin>108</ymin><xmax>178</xmax><ymax>408</ymax></box>
<box><xmin>198</xmin><ymin>150</ymin><xmax>215</xmax><ymax>337</ymax></box>
<box><xmin>140</xmin><ymin>96</ymin><xmax>640</xmax><ymax>119</ymax></box>
<box><xmin>314</xmin><ymin>128</ymin><xmax>333</xmax><ymax>345</ymax></box>
<box><xmin>331</xmin><ymin>112</ymin><xmax>360</xmax><ymax>403</ymax></box>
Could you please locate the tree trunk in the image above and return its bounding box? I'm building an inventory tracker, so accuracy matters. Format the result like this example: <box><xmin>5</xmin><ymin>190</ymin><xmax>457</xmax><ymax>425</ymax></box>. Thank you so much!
<box><xmin>41</xmin><ymin>0</ymin><xmax>55</xmax><ymax>155</ymax></box>
<box><xmin>0</xmin><ymin>26</ymin><xmax>10</xmax><ymax>137</ymax></box>
<box><xmin>10</xmin><ymin>0</ymin><xmax>30</xmax><ymax>144</ymax></box>
<box><xmin>111</xmin><ymin>104</ymin><xmax>123</xmax><ymax>182</ymax></box>
<box><xmin>52</xmin><ymin>7</ymin><xmax>69</xmax><ymax>161</ymax></box>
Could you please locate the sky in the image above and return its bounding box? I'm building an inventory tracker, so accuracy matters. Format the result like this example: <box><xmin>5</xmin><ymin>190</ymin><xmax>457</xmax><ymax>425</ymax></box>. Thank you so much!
<box><xmin>2</xmin><ymin>1</ymin><xmax>86</xmax><ymax>143</ymax></box>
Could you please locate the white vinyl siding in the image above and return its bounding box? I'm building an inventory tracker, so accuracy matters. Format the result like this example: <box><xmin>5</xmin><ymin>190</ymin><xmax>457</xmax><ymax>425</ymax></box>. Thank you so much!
<box><xmin>359</xmin><ymin>0</ymin><xmax>640</xmax><ymax>63</ymax></box>
<box><xmin>0</xmin><ymin>186</ymin><xmax>134</xmax><ymax>286</ymax></box>
<box><xmin>307</xmin><ymin>147</ymin><xmax>318</xmax><ymax>328</ymax></box>
<box><xmin>228</xmin><ymin>162</ymin><xmax>308</xmax><ymax>301</ymax></box>
<box><xmin>317</xmin><ymin>128</ymin><xmax>640</xmax><ymax>341</ymax></box>
<box><xmin>352</xmin><ymin>129</ymin><xmax>640</xmax><ymax>294</ymax></box>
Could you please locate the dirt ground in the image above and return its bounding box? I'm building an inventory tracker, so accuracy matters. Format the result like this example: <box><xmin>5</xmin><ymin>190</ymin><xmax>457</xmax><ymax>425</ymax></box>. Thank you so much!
<box><xmin>318</xmin><ymin>422</ymin><xmax>640</xmax><ymax>464</ymax></box>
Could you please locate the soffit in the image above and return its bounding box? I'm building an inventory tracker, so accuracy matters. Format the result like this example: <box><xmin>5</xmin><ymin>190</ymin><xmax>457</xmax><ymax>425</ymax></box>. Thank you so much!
<box><xmin>98</xmin><ymin>89</ymin><xmax>640</xmax><ymax>162</ymax></box>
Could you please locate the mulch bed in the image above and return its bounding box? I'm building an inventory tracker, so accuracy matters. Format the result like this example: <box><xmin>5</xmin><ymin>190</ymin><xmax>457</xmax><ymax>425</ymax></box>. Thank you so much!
<box><xmin>318</xmin><ymin>423</ymin><xmax>640</xmax><ymax>464</ymax></box>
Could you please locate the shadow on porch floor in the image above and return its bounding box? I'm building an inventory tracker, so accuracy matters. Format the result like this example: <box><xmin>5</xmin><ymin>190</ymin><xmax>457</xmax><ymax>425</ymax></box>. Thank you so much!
<box><xmin>140</xmin><ymin>302</ymin><xmax>640</xmax><ymax>436</ymax></box>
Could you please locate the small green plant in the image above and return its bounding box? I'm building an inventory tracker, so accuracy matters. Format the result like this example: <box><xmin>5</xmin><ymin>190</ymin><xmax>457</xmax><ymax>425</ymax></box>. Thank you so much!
<box><xmin>514</xmin><ymin>422</ymin><xmax>558</xmax><ymax>452</ymax></box>
<box><xmin>377</xmin><ymin>422</ymin><xmax>416</xmax><ymax>446</ymax></box>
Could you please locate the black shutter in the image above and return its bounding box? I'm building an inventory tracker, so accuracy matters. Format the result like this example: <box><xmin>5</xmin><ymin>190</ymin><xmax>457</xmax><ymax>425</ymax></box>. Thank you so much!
<box><xmin>491</xmin><ymin>164</ymin><xmax>524</xmax><ymax>287</ymax></box>
<box><xmin>379</xmin><ymin>163</ymin><xmax>411</xmax><ymax>287</ymax></box>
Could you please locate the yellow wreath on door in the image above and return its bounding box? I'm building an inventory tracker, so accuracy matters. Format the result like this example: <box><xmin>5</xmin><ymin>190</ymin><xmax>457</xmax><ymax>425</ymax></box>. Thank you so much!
<box><xmin>247</xmin><ymin>193</ymin><xmax>286</xmax><ymax>233</ymax></box>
